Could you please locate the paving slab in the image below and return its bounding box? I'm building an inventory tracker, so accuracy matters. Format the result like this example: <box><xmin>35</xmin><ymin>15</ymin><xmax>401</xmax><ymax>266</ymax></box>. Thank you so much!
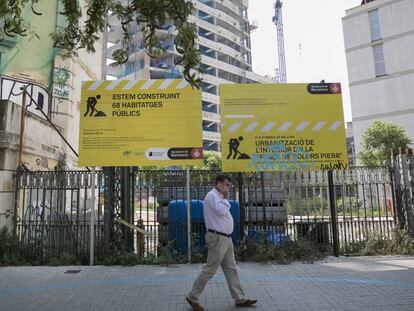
<box><xmin>0</xmin><ymin>256</ymin><xmax>413</xmax><ymax>311</ymax></box>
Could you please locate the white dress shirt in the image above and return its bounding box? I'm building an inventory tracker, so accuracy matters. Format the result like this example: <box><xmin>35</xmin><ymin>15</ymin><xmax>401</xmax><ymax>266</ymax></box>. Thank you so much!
<box><xmin>204</xmin><ymin>188</ymin><xmax>234</xmax><ymax>235</ymax></box>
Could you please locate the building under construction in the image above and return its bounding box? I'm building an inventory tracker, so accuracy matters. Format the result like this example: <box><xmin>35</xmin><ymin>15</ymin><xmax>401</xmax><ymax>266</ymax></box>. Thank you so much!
<box><xmin>106</xmin><ymin>0</ymin><xmax>275</xmax><ymax>152</ymax></box>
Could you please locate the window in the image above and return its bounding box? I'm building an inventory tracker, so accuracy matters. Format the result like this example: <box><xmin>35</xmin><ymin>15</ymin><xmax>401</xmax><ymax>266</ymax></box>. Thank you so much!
<box><xmin>369</xmin><ymin>9</ymin><xmax>381</xmax><ymax>41</ymax></box>
<box><xmin>373</xmin><ymin>44</ymin><xmax>386</xmax><ymax>76</ymax></box>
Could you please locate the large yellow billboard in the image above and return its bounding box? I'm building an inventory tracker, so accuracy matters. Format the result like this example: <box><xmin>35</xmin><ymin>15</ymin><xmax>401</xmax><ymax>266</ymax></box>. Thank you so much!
<box><xmin>220</xmin><ymin>83</ymin><xmax>348</xmax><ymax>172</ymax></box>
<box><xmin>78</xmin><ymin>79</ymin><xmax>203</xmax><ymax>167</ymax></box>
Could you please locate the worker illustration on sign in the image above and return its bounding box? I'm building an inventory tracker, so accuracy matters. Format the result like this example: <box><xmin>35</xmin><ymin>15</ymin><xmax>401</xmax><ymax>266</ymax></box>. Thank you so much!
<box><xmin>84</xmin><ymin>95</ymin><xmax>106</xmax><ymax>117</ymax></box>
<box><xmin>227</xmin><ymin>136</ymin><xmax>251</xmax><ymax>160</ymax></box>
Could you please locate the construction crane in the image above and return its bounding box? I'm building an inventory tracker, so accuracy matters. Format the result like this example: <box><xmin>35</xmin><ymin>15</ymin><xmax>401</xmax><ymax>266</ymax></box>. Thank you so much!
<box><xmin>272</xmin><ymin>0</ymin><xmax>287</xmax><ymax>83</ymax></box>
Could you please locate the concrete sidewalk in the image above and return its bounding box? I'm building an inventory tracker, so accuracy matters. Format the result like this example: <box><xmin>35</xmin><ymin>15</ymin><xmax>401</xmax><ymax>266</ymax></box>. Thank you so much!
<box><xmin>0</xmin><ymin>256</ymin><xmax>413</xmax><ymax>311</ymax></box>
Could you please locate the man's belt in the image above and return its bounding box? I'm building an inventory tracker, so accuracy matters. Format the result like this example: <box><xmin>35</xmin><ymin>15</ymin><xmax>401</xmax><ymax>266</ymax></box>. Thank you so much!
<box><xmin>208</xmin><ymin>229</ymin><xmax>232</xmax><ymax>238</ymax></box>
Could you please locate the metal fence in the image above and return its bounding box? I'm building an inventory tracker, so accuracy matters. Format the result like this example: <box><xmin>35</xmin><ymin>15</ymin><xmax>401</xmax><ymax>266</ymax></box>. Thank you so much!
<box><xmin>131</xmin><ymin>168</ymin><xmax>395</xmax><ymax>258</ymax></box>
<box><xmin>10</xmin><ymin>166</ymin><xmax>398</xmax><ymax>263</ymax></box>
<box><xmin>14</xmin><ymin>170</ymin><xmax>105</xmax><ymax>264</ymax></box>
<box><xmin>392</xmin><ymin>149</ymin><xmax>414</xmax><ymax>236</ymax></box>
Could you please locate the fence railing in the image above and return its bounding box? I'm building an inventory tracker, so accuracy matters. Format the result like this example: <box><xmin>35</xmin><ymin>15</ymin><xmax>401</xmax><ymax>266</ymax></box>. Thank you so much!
<box><xmin>392</xmin><ymin>149</ymin><xmax>414</xmax><ymax>236</ymax></box>
<box><xmin>131</xmin><ymin>168</ymin><xmax>395</xmax><ymax>258</ymax></box>
<box><xmin>9</xmin><ymin>166</ymin><xmax>401</xmax><ymax>263</ymax></box>
<box><xmin>14</xmin><ymin>170</ymin><xmax>105</xmax><ymax>264</ymax></box>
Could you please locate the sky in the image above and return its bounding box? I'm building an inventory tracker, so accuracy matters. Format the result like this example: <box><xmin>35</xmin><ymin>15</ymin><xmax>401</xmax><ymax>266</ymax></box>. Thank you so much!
<box><xmin>248</xmin><ymin>0</ymin><xmax>362</xmax><ymax>122</ymax></box>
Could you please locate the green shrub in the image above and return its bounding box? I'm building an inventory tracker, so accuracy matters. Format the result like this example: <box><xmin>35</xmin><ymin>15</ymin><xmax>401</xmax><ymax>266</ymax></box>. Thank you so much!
<box><xmin>0</xmin><ymin>227</ymin><xmax>31</xmax><ymax>266</ymax></box>
<box><xmin>48</xmin><ymin>252</ymin><xmax>81</xmax><ymax>266</ymax></box>
<box><xmin>287</xmin><ymin>198</ymin><xmax>330</xmax><ymax>216</ymax></box>
<box><xmin>345</xmin><ymin>228</ymin><xmax>414</xmax><ymax>256</ymax></box>
<box><xmin>336</xmin><ymin>197</ymin><xmax>363</xmax><ymax>212</ymax></box>
<box><xmin>235</xmin><ymin>233</ymin><xmax>327</xmax><ymax>264</ymax></box>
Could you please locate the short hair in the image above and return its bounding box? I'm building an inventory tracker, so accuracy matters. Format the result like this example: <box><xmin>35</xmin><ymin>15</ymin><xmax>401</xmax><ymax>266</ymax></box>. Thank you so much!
<box><xmin>215</xmin><ymin>174</ymin><xmax>232</xmax><ymax>184</ymax></box>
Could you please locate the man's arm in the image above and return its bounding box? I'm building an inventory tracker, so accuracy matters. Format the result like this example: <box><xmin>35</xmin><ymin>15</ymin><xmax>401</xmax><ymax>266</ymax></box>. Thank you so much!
<box><xmin>206</xmin><ymin>193</ymin><xmax>230</xmax><ymax>217</ymax></box>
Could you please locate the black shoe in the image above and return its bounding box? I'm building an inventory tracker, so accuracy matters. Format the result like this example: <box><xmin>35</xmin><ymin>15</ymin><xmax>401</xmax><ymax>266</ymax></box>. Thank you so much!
<box><xmin>235</xmin><ymin>299</ymin><xmax>258</xmax><ymax>307</ymax></box>
<box><xmin>186</xmin><ymin>296</ymin><xmax>204</xmax><ymax>311</ymax></box>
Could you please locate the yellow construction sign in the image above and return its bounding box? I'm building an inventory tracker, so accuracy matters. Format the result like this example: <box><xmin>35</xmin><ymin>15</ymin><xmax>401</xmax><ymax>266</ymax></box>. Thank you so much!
<box><xmin>220</xmin><ymin>83</ymin><xmax>349</xmax><ymax>172</ymax></box>
<box><xmin>78</xmin><ymin>79</ymin><xmax>203</xmax><ymax>167</ymax></box>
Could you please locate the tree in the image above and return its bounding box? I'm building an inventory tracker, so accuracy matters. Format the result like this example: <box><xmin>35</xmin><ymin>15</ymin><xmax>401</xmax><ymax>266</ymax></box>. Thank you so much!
<box><xmin>359</xmin><ymin>121</ymin><xmax>412</xmax><ymax>167</ymax></box>
<box><xmin>203</xmin><ymin>151</ymin><xmax>221</xmax><ymax>170</ymax></box>
<box><xmin>0</xmin><ymin>0</ymin><xmax>201</xmax><ymax>87</ymax></box>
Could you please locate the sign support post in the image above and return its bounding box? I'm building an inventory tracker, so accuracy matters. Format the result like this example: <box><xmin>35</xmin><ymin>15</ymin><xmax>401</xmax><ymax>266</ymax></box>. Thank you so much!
<box><xmin>90</xmin><ymin>167</ymin><xmax>96</xmax><ymax>265</ymax></box>
<box><xmin>186</xmin><ymin>167</ymin><xmax>192</xmax><ymax>263</ymax></box>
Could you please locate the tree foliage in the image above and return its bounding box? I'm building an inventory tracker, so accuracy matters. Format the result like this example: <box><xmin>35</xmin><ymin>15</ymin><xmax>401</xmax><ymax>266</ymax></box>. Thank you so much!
<box><xmin>202</xmin><ymin>151</ymin><xmax>221</xmax><ymax>170</ymax></box>
<box><xmin>359</xmin><ymin>121</ymin><xmax>412</xmax><ymax>167</ymax></box>
<box><xmin>0</xmin><ymin>0</ymin><xmax>201</xmax><ymax>87</ymax></box>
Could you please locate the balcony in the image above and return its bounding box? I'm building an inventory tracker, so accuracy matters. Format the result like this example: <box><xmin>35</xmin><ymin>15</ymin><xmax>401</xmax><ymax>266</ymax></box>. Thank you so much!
<box><xmin>202</xmin><ymin>111</ymin><xmax>220</xmax><ymax>123</ymax></box>
<box><xmin>201</xmin><ymin>55</ymin><xmax>245</xmax><ymax>77</ymax></box>
<box><xmin>200</xmin><ymin>63</ymin><xmax>216</xmax><ymax>76</ymax></box>
<box><xmin>107</xmin><ymin>24</ymin><xmax>143</xmax><ymax>44</ymax></box>
<box><xmin>197</xmin><ymin>10</ymin><xmax>215</xmax><ymax>26</ymax></box>
<box><xmin>106</xmin><ymin>63</ymin><xmax>124</xmax><ymax>78</ymax></box>
<box><xmin>195</xmin><ymin>0</ymin><xmax>244</xmax><ymax>22</ymax></box>
<box><xmin>201</xmin><ymin>81</ymin><xmax>218</xmax><ymax>96</ymax></box>
<box><xmin>203</xmin><ymin>130</ymin><xmax>221</xmax><ymax>142</ymax></box>
<box><xmin>199</xmin><ymin>44</ymin><xmax>216</xmax><ymax>59</ymax></box>
<box><xmin>190</xmin><ymin>16</ymin><xmax>239</xmax><ymax>44</ymax></box>
<box><xmin>245</xmin><ymin>71</ymin><xmax>277</xmax><ymax>83</ymax></box>
<box><xmin>202</xmin><ymin>92</ymin><xmax>220</xmax><ymax>104</ymax></box>
<box><xmin>150</xmin><ymin>58</ymin><xmax>172</xmax><ymax>69</ymax></box>
<box><xmin>219</xmin><ymin>0</ymin><xmax>243</xmax><ymax>16</ymax></box>
<box><xmin>202</xmin><ymin>73</ymin><xmax>232</xmax><ymax>86</ymax></box>
<box><xmin>216</xmin><ymin>11</ymin><xmax>244</xmax><ymax>34</ymax></box>
<box><xmin>216</xmin><ymin>19</ymin><xmax>244</xmax><ymax>39</ymax></box>
<box><xmin>107</xmin><ymin>44</ymin><xmax>145</xmax><ymax>61</ymax></box>
<box><xmin>198</xmin><ymin>37</ymin><xmax>244</xmax><ymax>62</ymax></box>
<box><xmin>203</xmin><ymin>140</ymin><xmax>220</xmax><ymax>152</ymax></box>
<box><xmin>202</xmin><ymin>100</ymin><xmax>218</xmax><ymax>113</ymax></box>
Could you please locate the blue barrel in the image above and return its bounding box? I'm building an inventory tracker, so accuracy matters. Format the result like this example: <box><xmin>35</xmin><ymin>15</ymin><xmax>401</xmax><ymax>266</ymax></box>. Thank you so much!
<box><xmin>229</xmin><ymin>200</ymin><xmax>240</xmax><ymax>220</ymax></box>
<box><xmin>246</xmin><ymin>229</ymin><xmax>288</xmax><ymax>245</ymax></box>
<box><xmin>168</xmin><ymin>200</ymin><xmax>203</xmax><ymax>254</ymax></box>
<box><xmin>168</xmin><ymin>199</ymin><xmax>204</xmax><ymax>222</ymax></box>
<box><xmin>167</xmin><ymin>199</ymin><xmax>241</xmax><ymax>256</ymax></box>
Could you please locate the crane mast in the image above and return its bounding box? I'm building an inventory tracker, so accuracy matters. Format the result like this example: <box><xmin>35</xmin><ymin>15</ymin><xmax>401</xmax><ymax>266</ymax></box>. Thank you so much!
<box><xmin>272</xmin><ymin>0</ymin><xmax>287</xmax><ymax>83</ymax></box>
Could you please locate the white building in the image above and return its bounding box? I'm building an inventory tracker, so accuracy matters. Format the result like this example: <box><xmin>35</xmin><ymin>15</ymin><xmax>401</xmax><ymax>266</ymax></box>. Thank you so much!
<box><xmin>346</xmin><ymin>122</ymin><xmax>356</xmax><ymax>166</ymax></box>
<box><xmin>342</xmin><ymin>0</ymin><xmax>414</xmax><ymax>157</ymax></box>
<box><xmin>106</xmin><ymin>0</ymin><xmax>275</xmax><ymax>152</ymax></box>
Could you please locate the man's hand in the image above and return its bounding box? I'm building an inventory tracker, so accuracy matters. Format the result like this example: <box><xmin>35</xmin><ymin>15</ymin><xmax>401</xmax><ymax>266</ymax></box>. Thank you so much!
<box><xmin>222</xmin><ymin>186</ymin><xmax>229</xmax><ymax>200</ymax></box>
<box><xmin>217</xmin><ymin>183</ymin><xmax>229</xmax><ymax>199</ymax></box>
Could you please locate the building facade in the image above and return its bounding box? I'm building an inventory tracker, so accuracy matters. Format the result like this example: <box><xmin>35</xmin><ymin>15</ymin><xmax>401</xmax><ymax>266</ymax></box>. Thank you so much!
<box><xmin>106</xmin><ymin>0</ymin><xmax>275</xmax><ymax>152</ymax></box>
<box><xmin>346</xmin><ymin>122</ymin><xmax>356</xmax><ymax>166</ymax></box>
<box><xmin>342</xmin><ymin>0</ymin><xmax>414</xmax><ymax>158</ymax></box>
<box><xmin>0</xmin><ymin>1</ymin><xmax>104</xmax><ymax>229</ymax></box>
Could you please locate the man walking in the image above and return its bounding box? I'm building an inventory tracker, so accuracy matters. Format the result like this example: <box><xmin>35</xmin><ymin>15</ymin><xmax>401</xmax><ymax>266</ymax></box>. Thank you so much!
<box><xmin>186</xmin><ymin>174</ymin><xmax>257</xmax><ymax>310</ymax></box>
